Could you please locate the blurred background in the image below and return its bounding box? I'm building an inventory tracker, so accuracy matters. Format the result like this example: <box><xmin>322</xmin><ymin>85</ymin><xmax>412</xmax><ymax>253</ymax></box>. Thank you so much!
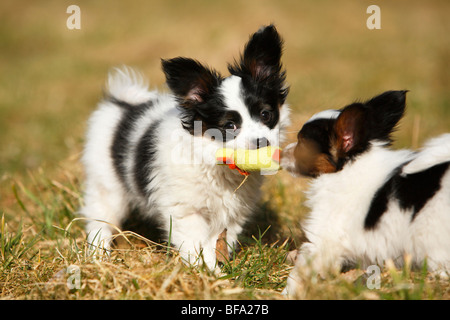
<box><xmin>1</xmin><ymin>0</ymin><xmax>449</xmax><ymax>227</ymax></box>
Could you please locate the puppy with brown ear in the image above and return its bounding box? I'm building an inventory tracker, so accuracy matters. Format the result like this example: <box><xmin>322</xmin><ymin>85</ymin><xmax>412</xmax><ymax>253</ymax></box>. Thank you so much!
<box><xmin>281</xmin><ymin>91</ymin><xmax>450</xmax><ymax>297</ymax></box>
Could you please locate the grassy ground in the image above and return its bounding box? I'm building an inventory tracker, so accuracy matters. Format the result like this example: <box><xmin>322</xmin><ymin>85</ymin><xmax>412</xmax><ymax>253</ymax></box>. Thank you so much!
<box><xmin>1</xmin><ymin>0</ymin><xmax>450</xmax><ymax>300</ymax></box>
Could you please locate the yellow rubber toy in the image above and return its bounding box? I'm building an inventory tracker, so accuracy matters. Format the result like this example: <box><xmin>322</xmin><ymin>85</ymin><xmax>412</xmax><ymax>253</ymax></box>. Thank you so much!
<box><xmin>215</xmin><ymin>146</ymin><xmax>281</xmax><ymax>174</ymax></box>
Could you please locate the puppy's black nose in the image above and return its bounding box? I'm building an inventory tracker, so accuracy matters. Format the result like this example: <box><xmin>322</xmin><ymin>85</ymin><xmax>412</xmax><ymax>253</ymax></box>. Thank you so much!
<box><xmin>250</xmin><ymin>138</ymin><xmax>270</xmax><ymax>149</ymax></box>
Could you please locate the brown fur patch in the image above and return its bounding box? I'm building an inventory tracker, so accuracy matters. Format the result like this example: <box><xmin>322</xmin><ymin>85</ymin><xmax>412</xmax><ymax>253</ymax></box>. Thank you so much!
<box><xmin>293</xmin><ymin>136</ymin><xmax>336</xmax><ymax>176</ymax></box>
<box><xmin>216</xmin><ymin>229</ymin><xmax>229</xmax><ymax>263</ymax></box>
<box><xmin>313</xmin><ymin>153</ymin><xmax>337</xmax><ymax>174</ymax></box>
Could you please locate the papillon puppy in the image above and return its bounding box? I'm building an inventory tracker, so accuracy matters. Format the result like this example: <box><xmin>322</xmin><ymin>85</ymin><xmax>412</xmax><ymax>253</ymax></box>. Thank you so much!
<box><xmin>80</xmin><ymin>25</ymin><xmax>290</xmax><ymax>269</ymax></box>
<box><xmin>281</xmin><ymin>90</ymin><xmax>450</xmax><ymax>296</ymax></box>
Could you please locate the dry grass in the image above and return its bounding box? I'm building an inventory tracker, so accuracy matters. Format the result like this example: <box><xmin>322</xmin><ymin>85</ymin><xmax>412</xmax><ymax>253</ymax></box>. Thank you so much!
<box><xmin>1</xmin><ymin>0</ymin><xmax>450</xmax><ymax>300</ymax></box>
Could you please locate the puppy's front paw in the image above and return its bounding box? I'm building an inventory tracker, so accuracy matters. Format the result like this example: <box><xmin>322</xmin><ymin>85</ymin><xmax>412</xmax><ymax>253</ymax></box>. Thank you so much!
<box><xmin>283</xmin><ymin>269</ymin><xmax>306</xmax><ymax>299</ymax></box>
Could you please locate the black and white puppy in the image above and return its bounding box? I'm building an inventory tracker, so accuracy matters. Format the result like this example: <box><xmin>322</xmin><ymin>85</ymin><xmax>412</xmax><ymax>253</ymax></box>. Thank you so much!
<box><xmin>281</xmin><ymin>91</ymin><xmax>450</xmax><ymax>296</ymax></box>
<box><xmin>81</xmin><ymin>25</ymin><xmax>290</xmax><ymax>269</ymax></box>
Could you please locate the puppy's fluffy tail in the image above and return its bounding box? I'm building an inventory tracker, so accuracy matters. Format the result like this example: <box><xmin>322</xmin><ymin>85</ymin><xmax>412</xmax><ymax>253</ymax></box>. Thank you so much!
<box><xmin>105</xmin><ymin>66</ymin><xmax>157</xmax><ymax>105</ymax></box>
<box><xmin>402</xmin><ymin>133</ymin><xmax>450</xmax><ymax>175</ymax></box>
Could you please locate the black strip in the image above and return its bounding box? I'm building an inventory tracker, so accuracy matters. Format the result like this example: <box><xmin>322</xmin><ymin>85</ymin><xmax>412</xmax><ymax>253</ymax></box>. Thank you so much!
<box><xmin>364</xmin><ymin>168</ymin><xmax>400</xmax><ymax>230</ymax></box>
<box><xmin>398</xmin><ymin>161</ymin><xmax>450</xmax><ymax>220</ymax></box>
<box><xmin>364</xmin><ymin>161</ymin><xmax>449</xmax><ymax>230</ymax></box>
<box><xmin>133</xmin><ymin>121</ymin><xmax>160</xmax><ymax>197</ymax></box>
<box><xmin>110</xmin><ymin>98</ymin><xmax>152</xmax><ymax>187</ymax></box>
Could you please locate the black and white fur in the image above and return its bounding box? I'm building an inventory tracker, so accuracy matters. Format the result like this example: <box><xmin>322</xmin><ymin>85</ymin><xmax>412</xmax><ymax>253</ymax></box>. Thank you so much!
<box><xmin>80</xmin><ymin>25</ymin><xmax>290</xmax><ymax>269</ymax></box>
<box><xmin>281</xmin><ymin>91</ymin><xmax>450</xmax><ymax>296</ymax></box>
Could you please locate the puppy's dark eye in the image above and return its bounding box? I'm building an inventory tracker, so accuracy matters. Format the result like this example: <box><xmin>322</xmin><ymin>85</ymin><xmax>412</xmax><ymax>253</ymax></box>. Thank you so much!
<box><xmin>223</xmin><ymin>121</ymin><xmax>237</xmax><ymax>131</ymax></box>
<box><xmin>260</xmin><ymin>110</ymin><xmax>272</xmax><ymax>123</ymax></box>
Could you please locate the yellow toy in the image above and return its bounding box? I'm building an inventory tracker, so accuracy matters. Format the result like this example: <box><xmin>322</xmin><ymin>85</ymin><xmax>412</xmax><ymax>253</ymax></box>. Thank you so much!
<box><xmin>215</xmin><ymin>146</ymin><xmax>281</xmax><ymax>175</ymax></box>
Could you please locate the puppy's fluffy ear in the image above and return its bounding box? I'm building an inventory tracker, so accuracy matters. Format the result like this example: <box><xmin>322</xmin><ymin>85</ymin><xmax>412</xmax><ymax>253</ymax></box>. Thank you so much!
<box><xmin>161</xmin><ymin>57</ymin><xmax>222</xmax><ymax>104</ymax></box>
<box><xmin>333</xmin><ymin>90</ymin><xmax>407</xmax><ymax>159</ymax></box>
<box><xmin>334</xmin><ymin>104</ymin><xmax>369</xmax><ymax>158</ymax></box>
<box><xmin>228</xmin><ymin>25</ymin><xmax>288</xmax><ymax>103</ymax></box>
<box><xmin>365</xmin><ymin>90</ymin><xmax>407</xmax><ymax>142</ymax></box>
<box><xmin>229</xmin><ymin>25</ymin><xmax>283</xmax><ymax>80</ymax></box>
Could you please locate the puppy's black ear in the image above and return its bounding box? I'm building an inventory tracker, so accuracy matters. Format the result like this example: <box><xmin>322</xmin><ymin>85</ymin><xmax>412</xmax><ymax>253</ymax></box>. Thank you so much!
<box><xmin>162</xmin><ymin>57</ymin><xmax>222</xmax><ymax>104</ymax></box>
<box><xmin>229</xmin><ymin>25</ymin><xmax>284</xmax><ymax>78</ymax></box>
<box><xmin>365</xmin><ymin>90</ymin><xmax>407</xmax><ymax>142</ymax></box>
<box><xmin>228</xmin><ymin>24</ymin><xmax>288</xmax><ymax>103</ymax></box>
<box><xmin>334</xmin><ymin>104</ymin><xmax>370</xmax><ymax>158</ymax></box>
<box><xmin>334</xmin><ymin>90</ymin><xmax>407</xmax><ymax>160</ymax></box>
